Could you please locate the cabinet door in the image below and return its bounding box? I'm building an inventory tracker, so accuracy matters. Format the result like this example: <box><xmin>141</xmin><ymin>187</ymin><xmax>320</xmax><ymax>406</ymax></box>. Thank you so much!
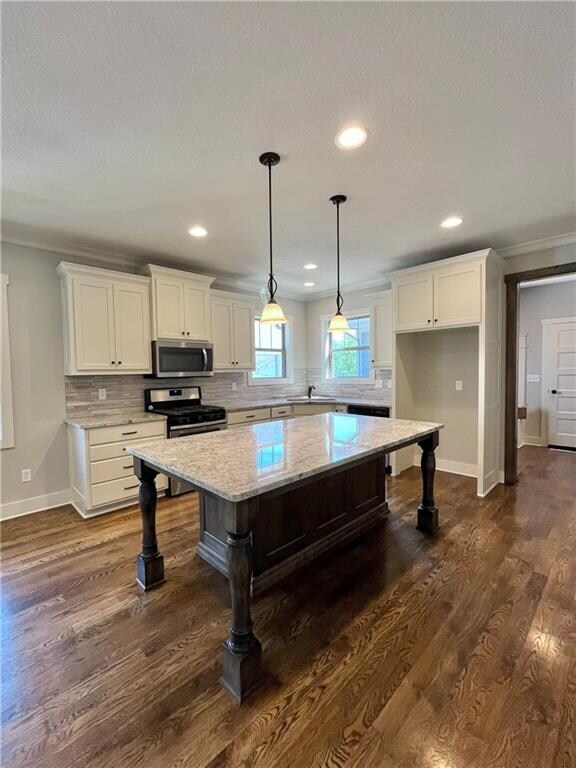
<box><xmin>393</xmin><ymin>275</ymin><xmax>434</xmax><ymax>332</ymax></box>
<box><xmin>72</xmin><ymin>277</ymin><xmax>116</xmax><ymax>370</ymax></box>
<box><xmin>233</xmin><ymin>302</ymin><xmax>255</xmax><ymax>369</ymax></box>
<box><xmin>370</xmin><ymin>295</ymin><xmax>393</xmax><ymax>367</ymax></box>
<box><xmin>184</xmin><ymin>283</ymin><xmax>211</xmax><ymax>340</ymax></box>
<box><xmin>113</xmin><ymin>282</ymin><xmax>151</xmax><ymax>372</ymax></box>
<box><xmin>211</xmin><ymin>298</ymin><xmax>234</xmax><ymax>369</ymax></box>
<box><xmin>433</xmin><ymin>262</ymin><xmax>482</xmax><ymax>328</ymax></box>
<box><xmin>155</xmin><ymin>278</ymin><xmax>185</xmax><ymax>339</ymax></box>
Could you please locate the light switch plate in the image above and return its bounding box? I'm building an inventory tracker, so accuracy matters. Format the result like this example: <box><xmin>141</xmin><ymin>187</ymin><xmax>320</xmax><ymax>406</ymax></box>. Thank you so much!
<box><xmin>527</xmin><ymin>374</ymin><xmax>540</xmax><ymax>383</ymax></box>
<box><xmin>98</xmin><ymin>388</ymin><xmax>107</xmax><ymax>400</ymax></box>
<box><xmin>21</xmin><ymin>469</ymin><xmax>32</xmax><ymax>482</ymax></box>
<box><xmin>455</xmin><ymin>380</ymin><xmax>463</xmax><ymax>391</ymax></box>
<box><xmin>231</xmin><ymin>382</ymin><xmax>238</xmax><ymax>391</ymax></box>
<box><xmin>375</xmin><ymin>379</ymin><xmax>384</xmax><ymax>389</ymax></box>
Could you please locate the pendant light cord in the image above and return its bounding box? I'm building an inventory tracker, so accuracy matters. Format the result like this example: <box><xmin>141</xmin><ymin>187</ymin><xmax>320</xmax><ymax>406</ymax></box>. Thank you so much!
<box><xmin>267</xmin><ymin>161</ymin><xmax>278</xmax><ymax>302</ymax></box>
<box><xmin>336</xmin><ymin>200</ymin><xmax>343</xmax><ymax>314</ymax></box>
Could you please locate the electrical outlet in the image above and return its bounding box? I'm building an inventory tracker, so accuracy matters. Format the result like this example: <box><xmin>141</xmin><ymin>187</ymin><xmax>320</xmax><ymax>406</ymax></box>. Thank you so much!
<box><xmin>455</xmin><ymin>380</ymin><xmax>463</xmax><ymax>391</ymax></box>
<box><xmin>375</xmin><ymin>379</ymin><xmax>384</xmax><ymax>389</ymax></box>
<box><xmin>386</xmin><ymin>380</ymin><xmax>392</xmax><ymax>389</ymax></box>
<box><xmin>21</xmin><ymin>469</ymin><xmax>32</xmax><ymax>482</ymax></box>
<box><xmin>231</xmin><ymin>382</ymin><xmax>238</xmax><ymax>392</ymax></box>
<box><xmin>98</xmin><ymin>388</ymin><xmax>107</xmax><ymax>400</ymax></box>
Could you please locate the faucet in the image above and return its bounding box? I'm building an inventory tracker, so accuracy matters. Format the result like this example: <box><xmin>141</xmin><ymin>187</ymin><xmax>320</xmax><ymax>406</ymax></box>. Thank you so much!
<box><xmin>307</xmin><ymin>385</ymin><xmax>316</xmax><ymax>400</ymax></box>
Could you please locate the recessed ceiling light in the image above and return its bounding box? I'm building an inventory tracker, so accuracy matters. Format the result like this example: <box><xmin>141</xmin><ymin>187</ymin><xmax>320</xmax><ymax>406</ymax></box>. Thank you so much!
<box><xmin>440</xmin><ymin>216</ymin><xmax>463</xmax><ymax>229</ymax></box>
<box><xmin>188</xmin><ymin>225</ymin><xmax>207</xmax><ymax>237</ymax></box>
<box><xmin>303</xmin><ymin>263</ymin><xmax>318</xmax><ymax>270</ymax></box>
<box><xmin>304</xmin><ymin>282</ymin><xmax>315</xmax><ymax>287</ymax></box>
<box><xmin>335</xmin><ymin>126</ymin><xmax>368</xmax><ymax>150</ymax></box>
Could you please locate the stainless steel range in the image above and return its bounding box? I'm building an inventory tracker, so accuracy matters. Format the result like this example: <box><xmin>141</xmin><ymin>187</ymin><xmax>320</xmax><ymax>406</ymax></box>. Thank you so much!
<box><xmin>144</xmin><ymin>386</ymin><xmax>227</xmax><ymax>496</ymax></box>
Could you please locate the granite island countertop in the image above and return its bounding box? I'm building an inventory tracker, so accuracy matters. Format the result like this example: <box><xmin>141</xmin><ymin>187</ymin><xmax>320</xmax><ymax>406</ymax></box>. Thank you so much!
<box><xmin>65</xmin><ymin>412</ymin><xmax>167</xmax><ymax>429</ymax></box>
<box><xmin>127</xmin><ymin>413</ymin><xmax>443</xmax><ymax>503</ymax></box>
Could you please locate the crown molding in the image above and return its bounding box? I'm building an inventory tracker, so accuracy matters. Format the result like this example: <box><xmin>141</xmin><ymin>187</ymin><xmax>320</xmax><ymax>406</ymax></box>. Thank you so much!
<box><xmin>499</xmin><ymin>232</ymin><xmax>576</xmax><ymax>258</ymax></box>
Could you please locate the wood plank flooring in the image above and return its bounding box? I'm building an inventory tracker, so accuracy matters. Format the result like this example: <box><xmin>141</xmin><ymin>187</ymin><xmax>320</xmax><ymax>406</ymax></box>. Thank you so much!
<box><xmin>1</xmin><ymin>445</ymin><xmax>575</xmax><ymax>768</ymax></box>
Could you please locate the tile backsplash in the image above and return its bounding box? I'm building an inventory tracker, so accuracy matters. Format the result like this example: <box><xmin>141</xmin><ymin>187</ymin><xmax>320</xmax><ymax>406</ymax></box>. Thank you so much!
<box><xmin>65</xmin><ymin>367</ymin><xmax>392</xmax><ymax>419</ymax></box>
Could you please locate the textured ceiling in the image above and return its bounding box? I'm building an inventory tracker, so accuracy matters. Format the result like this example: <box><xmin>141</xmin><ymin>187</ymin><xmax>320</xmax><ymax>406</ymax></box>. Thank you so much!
<box><xmin>2</xmin><ymin>2</ymin><xmax>575</xmax><ymax>296</ymax></box>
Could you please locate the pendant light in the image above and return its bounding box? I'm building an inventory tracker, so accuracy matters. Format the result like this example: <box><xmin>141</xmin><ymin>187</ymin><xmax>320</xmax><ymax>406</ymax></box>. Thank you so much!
<box><xmin>327</xmin><ymin>194</ymin><xmax>350</xmax><ymax>333</ymax></box>
<box><xmin>259</xmin><ymin>152</ymin><xmax>287</xmax><ymax>325</ymax></box>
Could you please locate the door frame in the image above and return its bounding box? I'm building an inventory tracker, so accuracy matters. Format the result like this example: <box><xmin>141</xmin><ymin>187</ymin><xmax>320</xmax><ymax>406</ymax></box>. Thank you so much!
<box><xmin>504</xmin><ymin>261</ymin><xmax>576</xmax><ymax>483</ymax></box>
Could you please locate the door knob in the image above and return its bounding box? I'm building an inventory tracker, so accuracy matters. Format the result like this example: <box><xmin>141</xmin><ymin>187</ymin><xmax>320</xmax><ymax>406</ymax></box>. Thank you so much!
<box><xmin>551</xmin><ymin>389</ymin><xmax>558</xmax><ymax>394</ymax></box>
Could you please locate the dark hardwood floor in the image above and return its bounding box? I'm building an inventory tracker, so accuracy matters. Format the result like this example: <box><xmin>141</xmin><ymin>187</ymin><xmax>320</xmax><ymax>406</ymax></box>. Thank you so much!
<box><xmin>1</xmin><ymin>446</ymin><xmax>575</xmax><ymax>768</ymax></box>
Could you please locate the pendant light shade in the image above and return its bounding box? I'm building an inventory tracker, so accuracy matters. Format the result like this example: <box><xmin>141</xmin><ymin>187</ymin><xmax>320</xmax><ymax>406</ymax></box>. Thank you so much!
<box><xmin>259</xmin><ymin>152</ymin><xmax>287</xmax><ymax>325</ymax></box>
<box><xmin>327</xmin><ymin>194</ymin><xmax>350</xmax><ymax>334</ymax></box>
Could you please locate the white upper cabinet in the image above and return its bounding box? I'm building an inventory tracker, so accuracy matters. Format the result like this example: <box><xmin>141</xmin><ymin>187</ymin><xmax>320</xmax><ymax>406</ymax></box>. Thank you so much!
<box><xmin>390</xmin><ymin>254</ymin><xmax>483</xmax><ymax>333</ymax></box>
<box><xmin>369</xmin><ymin>291</ymin><xmax>393</xmax><ymax>367</ymax></box>
<box><xmin>148</xmin><ymin>265</ymin><xmax>214</xmax><ymax>341</ymax></box>
<box><xmin>58</xmin><ymin>263</ymin><xmax>152</xmax><ymax>375</ymax></box>
<box><xmin>211</xmin><ymin>292</ymin><xmax>255</xmax><ymax>370</ymax></box>
<box><xmin>433</xmin><ymin>262</ymin><xmax>482</xmax><ymax>328</ymax></box>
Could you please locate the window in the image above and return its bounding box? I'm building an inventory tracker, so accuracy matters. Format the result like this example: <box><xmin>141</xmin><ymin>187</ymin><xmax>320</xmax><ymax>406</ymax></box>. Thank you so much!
<box><xmin>326</xmin><ymin>314</ymin><xmax>371</xmax><ymax>379</ymax></box>
<box><xmin>0</xmin><ymin>274</ymin><xmax>15</xmax><ymax>449</ymax></box>
<box><xmin>252</xmin><ymin>318</ymin><xmax>287</xmax><ymax>380</ymax></box>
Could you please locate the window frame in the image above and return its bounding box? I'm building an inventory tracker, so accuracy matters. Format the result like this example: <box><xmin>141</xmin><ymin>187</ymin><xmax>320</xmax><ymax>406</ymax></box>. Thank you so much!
<box><xmin>249</xmin><ymin>314</ymin><xmax>294</xmax><ymax>386</ymax></box>
<box><xmin>0</xmin><ymin>274</ymin><xmax>15</xmax><ymax>449</ymax></box>
<box><xmin>321</xmin><ymin>309</ymin><xmax>373</xmax><ymax>383</ymax></box>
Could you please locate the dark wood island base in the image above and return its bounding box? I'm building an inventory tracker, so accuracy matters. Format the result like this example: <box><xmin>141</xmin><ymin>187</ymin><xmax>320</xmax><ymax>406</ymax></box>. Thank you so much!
<box><xmin>131</xmin><ymin>425</ymin><xmax>442</xmax><ymax>703</ymax></box>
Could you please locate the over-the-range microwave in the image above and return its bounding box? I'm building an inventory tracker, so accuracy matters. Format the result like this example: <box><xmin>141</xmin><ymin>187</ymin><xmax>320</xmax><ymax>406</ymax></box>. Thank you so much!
<box><xmin>150</xmin><ymin>340</ymin><xmax>214</xmax><ymax>378</ymax></box>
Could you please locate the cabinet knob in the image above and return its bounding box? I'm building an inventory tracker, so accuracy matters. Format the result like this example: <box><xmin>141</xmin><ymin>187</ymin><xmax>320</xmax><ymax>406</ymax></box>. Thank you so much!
<box><xmin>187</xmin><ymin>331</ymin><xmax>190</xmax><ymax>336</ymax></box>
<box><xmin>434</xmin><ymin>318</ymin><xmax>438</xmax><ymax>323</ymax></box>
<box><xmin>427</xmin><ymin>319</ymin><xmax>431</xmax><ymax>324</ymax></box>
<box><xmin>118</xmin><ymin>361</ymin><xmax>122</xmax><ymax>365</ymax></box>
<box><xmin>111</xmin><ymin>361</ymin><xmax>115</xmax><ymax>365</ymax></box>
<box><xmin>181</xmin><ymin>331</ymin><xmax>185</xmax><ymax>335</ymax></box>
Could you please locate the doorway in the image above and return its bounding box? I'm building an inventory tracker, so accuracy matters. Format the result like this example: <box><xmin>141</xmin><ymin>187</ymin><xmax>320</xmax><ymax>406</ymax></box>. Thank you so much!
<box><xmin>504</xmin><ymin>261</ymin><xmax>576</xmax><ymax>483</ymax></box>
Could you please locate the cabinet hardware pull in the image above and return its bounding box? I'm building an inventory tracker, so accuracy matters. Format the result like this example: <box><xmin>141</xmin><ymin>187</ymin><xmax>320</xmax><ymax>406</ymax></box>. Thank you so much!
<box><xmin>111</xmin><ymin>361</ymin><xmax>116</xmax><ymax>364</ymax></box>
<box><xmin>187</xmin><ymin>331</ymin><xmax>190</xmax><ymax>335</ymax></box>
<box><xmin>245</xmin><ymin>415</ymin><xmax>255</xmax><ymax>419</ymax></box>
<box><xmin>124</xmin><ymin>484</ymin><xmax>140</xmax><ymax>490</ymax></box>
<box><xmin>182</xmin><ymin>331</ymin><xmax>185</xmax><ymax>335</ymax></box>
<box><xmin>123</xmin><ymin>464</ymin><xmax>133</xmax><ymax>469</ymax></box>
<box><xmin>434</xmin><ymin>319</ymin><xmax>438</xmax><ymax>322</ymax></box>
<box><xmin>427</xmin><ymin>320</ymin><xmax>431</xmax><ymax>324</ymax></box>
<box><xmin>118</xmin><ymin>361</ymin><xmax>122</xmax><ymax>364</ymax></box>
<box><xmin>122</xmin><ymin>430</ymin><xmax>138</xmax><ymax>436</ymax></box>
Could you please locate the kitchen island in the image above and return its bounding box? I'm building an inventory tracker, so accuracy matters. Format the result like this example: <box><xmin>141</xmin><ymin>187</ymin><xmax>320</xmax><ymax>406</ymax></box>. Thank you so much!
<box><xmin>127</xmin><ymin>413</ymin><xmax>443</xmax><ymax>703</ymax></box>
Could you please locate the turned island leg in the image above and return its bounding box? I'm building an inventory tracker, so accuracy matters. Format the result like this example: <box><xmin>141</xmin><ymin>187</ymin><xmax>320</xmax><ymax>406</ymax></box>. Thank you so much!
<box><xmin>134</xmin><ymin>458</ymin><xmax>165</xmax><ymax>590</ymax></box>
<box><xmin>417</xmin><ymin>431</ymin><xmax>440</xmax><ymax>534</ymax></box>
<box><xmin>220</xmin><ymin>499</ymin><xmax>262</xmax><ymax>703</ymax></box>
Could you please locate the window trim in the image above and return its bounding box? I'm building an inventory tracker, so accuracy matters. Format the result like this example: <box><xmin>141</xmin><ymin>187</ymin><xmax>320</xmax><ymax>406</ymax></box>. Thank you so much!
<box><xmin>321</xmin><ymin>309</ymin><xmax>374</xmax><ymax>383</ymax></box>
<box><xmin>0</xmin><ymin>274</ymin><xmax>15</xmax><ymax>449</ymax></box>
<box><xmin>248</xmin><ymin>314</ymin><xmax>294</xmax><ymax>386</ymax></box>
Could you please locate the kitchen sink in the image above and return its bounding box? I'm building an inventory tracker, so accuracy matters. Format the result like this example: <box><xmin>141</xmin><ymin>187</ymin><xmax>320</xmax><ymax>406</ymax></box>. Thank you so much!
<box><xmin>286</xmin><ymin>396</ymin><xmax>336</xmax><ymax>402</ymax></box>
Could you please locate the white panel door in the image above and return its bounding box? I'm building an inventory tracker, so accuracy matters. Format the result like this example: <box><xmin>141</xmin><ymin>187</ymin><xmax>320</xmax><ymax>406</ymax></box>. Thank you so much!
<box><xmin>393</xmin><ymin>275</ymin><xmax>433</xmax><ymax>332</ymax></box>
<box><xmin>184</xmin><ymin>283</ymin><xmax>211</xmax><ymax>341</ymax></box>
<box><xmin>73</xmin><ymin>277</ymin><xmax>116</xmax><ymax>370</ymax></box>
<box><xmin>211</xmin><ymin>298</ymin><xmax>234</xmax><ymax>369</ymax></box>
<box><xmin>155</xmin><ymin>278</ymin><xmax>185</xmax><ymax>339</ymax></box>
<box><xmin>370</xmin><ymin>294</ymin><xmax>393</xmax><ymax>367</ymax></box>
<box><xmin>433</xmin><ymin>262</ymin><xmax>482</xmax><ymax>328</ymax></box>
<box><xmin>233</xmin><ymin>303</ymin><xmax>255</xmax><ymax>369</ymax></box>
<box><xmin>113</xmin><ymin>282</ymin><xmax>151</xmax><ymax>372</ymax></box>
<box><xmin>544</xmin><ymin>319</ymin><xmax>576</xmax><ymax>449</ymax></box>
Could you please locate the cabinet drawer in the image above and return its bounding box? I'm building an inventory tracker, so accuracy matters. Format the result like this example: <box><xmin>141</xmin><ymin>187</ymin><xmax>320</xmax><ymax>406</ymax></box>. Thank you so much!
<box><xmin>334</xmin><ymin>405</ymin><xmax>348</xmax><ymax>413</ymax></box>
<box><xmin>270</xmin><ymin>406</ymin><xmax>293</xmax><ymax>419</ymax></box>
<box><xmin>90</xmin><ymin>456</ymin><xmax>136</xmax><ymax>484</ymax></box>
<box><xmin>89</xmin><ymin>435</ymin><xmax>165</xmax><ymax>462</ymax></box>
<box><xmin>88</xmin><ymin>421</ymin><xmax>165</xmax><ymax>446</ymax></box>
<box><xmin>227</xmin><ymin>409</ymin><xmax>271</xmax><ymax>425</ymax></box>
<box><xmin>90</xmin><ymin>474</ymin><xmax>167</xmax><ymax>507</ymax></box>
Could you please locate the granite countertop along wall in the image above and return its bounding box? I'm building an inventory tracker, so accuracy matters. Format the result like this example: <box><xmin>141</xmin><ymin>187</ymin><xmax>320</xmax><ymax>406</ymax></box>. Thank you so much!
<box><xmin>65</xmin><ymin>412</ymin><xmax>167</xmax><ymax>429</ymax></box>
<box><xmin>207</xmin><ymin>397</ymin><xmax>392</xmax><ymax>412</ymax></box>
<box><xmin>127</xmin><ymin>413</ymin><xmax>443</xmax><ymax>502</ymax></box>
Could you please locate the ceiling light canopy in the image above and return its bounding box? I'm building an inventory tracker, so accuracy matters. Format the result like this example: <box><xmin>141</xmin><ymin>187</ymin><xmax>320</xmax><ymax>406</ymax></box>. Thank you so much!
<box><xmin>441</xmin><ymin>216</ymin><xmax>463</xmax><ymax>229</ymax></box>
<box><xmin>303</xmin><ymin>263</ymin><xmax>318</xmax><ymax>270</ymax></box>
<box><xmin>327</xmin><ymin>194</ymin><xmax>350</xmax><ymax>334</ymax></box>
<box><xmin>335</xmin><ymin>126</ymin><xmax>368</xmax><ymax>150</ymax></box>
<box><xmin>259</xmin><ymin>151</ymin><xmax>287</xmax><ymax>325</ymax></box>
<box><xmin>304</xmin><ymin>282</ymin><xmax>315</xmax><ymax>287</ymax></box>
<box><xmin>188</xmin><ymin>226</ymin><xmax>207</xmax><ymax>237</ymax></box>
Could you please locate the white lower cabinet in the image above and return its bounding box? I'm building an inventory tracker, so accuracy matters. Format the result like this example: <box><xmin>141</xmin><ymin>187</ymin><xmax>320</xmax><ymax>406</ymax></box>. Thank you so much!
<box><xmin>292</xmin><ymin>404</ymin><xmax>335</xmax><ymax>416</ymax></box>
<box><xmin>68</xmin><ymin>420</ymin><xmax>167</xmax><ymax>517</ymax></box>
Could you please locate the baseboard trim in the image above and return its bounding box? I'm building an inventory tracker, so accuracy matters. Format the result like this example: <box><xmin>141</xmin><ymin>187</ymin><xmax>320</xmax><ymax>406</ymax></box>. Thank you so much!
<box><xmin>412</xmin><ymin>458</ymin><xmax>477</xmax><ymax>478</ymax></box>
<box><xmin>0</xmin><ymin>490</ymin><xmax>72</xmax><ymax>521</ymax></box>
<box><xmin>523</xmin><ymin>435</ymin><xmax>545</xmax><ymax>447</ymax></box>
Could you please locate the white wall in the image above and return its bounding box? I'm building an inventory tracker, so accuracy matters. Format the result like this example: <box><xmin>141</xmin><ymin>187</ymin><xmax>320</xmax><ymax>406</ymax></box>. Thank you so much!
<box><xmin>518</xmin><ymin>280</ymin><xmax>576</xmax><ymax>444</ymax></box>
